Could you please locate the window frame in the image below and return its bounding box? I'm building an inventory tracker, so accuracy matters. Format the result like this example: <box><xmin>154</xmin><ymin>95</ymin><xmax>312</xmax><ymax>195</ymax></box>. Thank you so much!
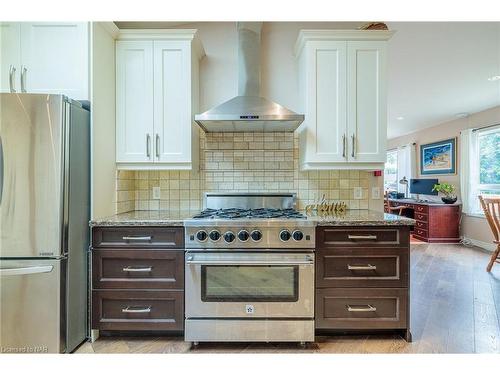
<box><xmin>384</xmin><ymin>148</ymin><xmax>399</xmax><ymax>192</ymax></box>
<box><xmin>476</xmin><ymin>125</ymin><xmax>500</xmax><ymax>195</ymax></box>
<box><xmin>470</xmin><ymin>125</ymin><xmax>500</xmax><ymax>216</ymax></box>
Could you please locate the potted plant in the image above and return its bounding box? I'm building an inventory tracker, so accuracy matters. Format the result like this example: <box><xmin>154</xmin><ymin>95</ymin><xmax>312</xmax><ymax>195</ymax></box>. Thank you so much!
<box><xmin>432</xmin><ymin>183</ymin><xmax>458</xmax><ymax>204</ymax></box>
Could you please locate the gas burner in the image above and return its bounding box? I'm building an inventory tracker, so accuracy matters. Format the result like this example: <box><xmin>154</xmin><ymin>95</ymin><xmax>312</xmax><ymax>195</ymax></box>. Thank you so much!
<box><xmin>191</xmin><ymin>207</ymin><xmax>307</xmax><ymax>220</ymax></box>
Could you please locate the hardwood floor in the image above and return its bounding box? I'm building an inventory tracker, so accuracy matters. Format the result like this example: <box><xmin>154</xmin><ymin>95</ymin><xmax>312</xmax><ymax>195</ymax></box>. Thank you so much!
<box><xmin>76</xmin><ymin>243</ymin><xmax>500</xmax><ymax>354</ymax></box>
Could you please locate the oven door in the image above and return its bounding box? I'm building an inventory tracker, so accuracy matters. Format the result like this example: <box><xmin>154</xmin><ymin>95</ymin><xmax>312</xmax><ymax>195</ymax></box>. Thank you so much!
<box><xmin>185</xmin><ymin>252</ymin><xmax>314</xmax><ymax>318</ymax></box>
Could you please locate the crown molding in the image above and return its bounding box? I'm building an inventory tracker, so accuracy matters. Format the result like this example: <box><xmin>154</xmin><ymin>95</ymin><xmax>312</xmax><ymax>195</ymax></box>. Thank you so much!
<box><xmin>98</xmin><ymin>22</ymin><xmax>120</xmax><ymax>39</ymax></box>
<box><xmin>294</xmin><ymin>29</ymin><xmax>396</xmax><ymax>57</ymax></box>
<box><xmin>116</xmin><ymin>29</ymin><xmax>205</xmax><ymax>58</ymax></box>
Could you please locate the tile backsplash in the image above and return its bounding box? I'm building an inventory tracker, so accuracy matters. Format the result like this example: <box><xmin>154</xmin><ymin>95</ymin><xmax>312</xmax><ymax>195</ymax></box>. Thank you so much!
<box><xmin>115</xmin><ymin>132</ymin><xmax>381</xmax><ymax>213</ymax></box>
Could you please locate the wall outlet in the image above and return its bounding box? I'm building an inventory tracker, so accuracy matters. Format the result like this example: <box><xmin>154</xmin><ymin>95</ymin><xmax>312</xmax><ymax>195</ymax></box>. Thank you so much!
<box><xmin>371</xmin><ymin>187</ymin><xmax>381</xmax><ymax>200</ymax></box>
<box><xmin>354</xmin><ymin>187</ymin><xmax>363</xmax><ymax>200</ymax></box>
<box><xmin>152</xmin><ymin>186</ymin><xmax>161</xmax><ymax>200</ymax></box>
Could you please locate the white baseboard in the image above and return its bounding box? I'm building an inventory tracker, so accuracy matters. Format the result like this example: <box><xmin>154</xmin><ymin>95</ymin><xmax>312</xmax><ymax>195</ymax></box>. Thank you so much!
<box><xmin>462</xmin><ymin>237</ymin><xmax>496</xmax><ymax>252</ymax></box>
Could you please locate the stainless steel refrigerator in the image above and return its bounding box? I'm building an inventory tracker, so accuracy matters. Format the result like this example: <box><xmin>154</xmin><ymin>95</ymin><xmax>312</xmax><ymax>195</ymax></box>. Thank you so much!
<box><xmin>0</xmin><ymin>93</ymin><xmax>90</xmax><ymax>353</ymax></box>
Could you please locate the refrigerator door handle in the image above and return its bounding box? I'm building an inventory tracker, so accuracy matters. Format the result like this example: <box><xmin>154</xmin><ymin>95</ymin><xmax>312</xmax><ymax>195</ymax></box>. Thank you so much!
<box><xmin>0</xmin><ymin>265</ymin><xmax>54</xmax><ymax>276</ymax></box>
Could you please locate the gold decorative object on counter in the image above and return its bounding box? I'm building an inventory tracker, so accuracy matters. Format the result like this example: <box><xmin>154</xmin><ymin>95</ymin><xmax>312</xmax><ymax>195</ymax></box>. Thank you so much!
<box><xmin>305</xmin><ymin>194</ymin><xmax>347</xmax><ymax>215</ymax></box>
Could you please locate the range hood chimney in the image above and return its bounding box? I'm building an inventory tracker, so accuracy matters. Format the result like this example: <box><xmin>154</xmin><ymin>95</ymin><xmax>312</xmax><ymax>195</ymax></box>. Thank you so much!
<box><xmin>194</xmin><ymin>22</ymin><xmax>304</xmax><ymax>132</ymax></box>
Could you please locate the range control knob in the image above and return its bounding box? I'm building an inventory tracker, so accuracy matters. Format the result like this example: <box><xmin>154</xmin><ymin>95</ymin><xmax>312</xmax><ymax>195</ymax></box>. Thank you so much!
<box><xmin>250</xmin><ymin>230</ymin><xmax>262</xmax><ymax>242</ymax></box>
<box><xmin>209</xmin><ymin>230</ymin><xmax>221</xmax><ymax>242</ymax></box>
<box><xmin>292</xmin><ymin>230</ymin><xmax>304</xmax><ymax>241</ymax></box>
<box><xmin>196</xmin><ymin>230</ymin><xmax>208</xmax><ymax>242</ymax></box>
<box><xmin>224</xmin><ymin>231</ymin><xmax>235</xmax><ymax>243</ymax></box>
<box><xmin>238</xmin><ymin>230</ymin><xmax>249</xmax><ymax>242</ymax></box>
<box><xmin>279</xmin><ymin>230</ymin><xmax>291</xmax><ymax>242</ymax></box>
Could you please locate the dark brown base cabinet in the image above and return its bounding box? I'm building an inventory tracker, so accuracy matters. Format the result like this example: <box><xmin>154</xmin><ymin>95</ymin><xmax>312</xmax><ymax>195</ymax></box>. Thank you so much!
<box><xmin>315</xmin><ymin>226</ymin><xmax>411</xmax><ymax>341</ymax></box>
<box><xmin>91</xmin><ymin>226</ymin><xmax>185</xmax><ymax>332</ymax></box>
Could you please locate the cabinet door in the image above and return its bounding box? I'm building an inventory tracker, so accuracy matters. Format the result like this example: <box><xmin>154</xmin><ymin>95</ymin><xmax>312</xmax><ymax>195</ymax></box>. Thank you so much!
<box><xmin>347</xmin><ymin>41</ymin><xmax>387</xmax><ymax>163</ymax></box>
<box><xmin>116</xmin><ymin>41</ymin><xmax>154</xmax><ymax>163</ymax></box>
<box><xmin>303</xmin><ymin>41</ymin><xmax>347</xmax><ymax>164</ymax></box>
<box><xmin>153</xmin><ymin>41</ymin><xmax>192</xmax><ymax>164</ymax></box>
<box><xmin>20</xmin><ymin>22</ymin><xmax>89</xmax><ymax>99</ymax></box>
<box><xmin>0</xmin><ymin>22</ymin><xmax>21</xmax><ymax>93</ymax></box>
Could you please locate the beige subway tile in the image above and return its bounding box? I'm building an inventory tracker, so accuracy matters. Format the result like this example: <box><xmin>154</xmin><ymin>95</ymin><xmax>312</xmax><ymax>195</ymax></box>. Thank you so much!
<box><xmin>339</xmin><ymin>170</ymin><xmax>350</xmax><ymax>179</ymax></box>
<box><xmin>169</xmin><ymin>171</ymin><xmax>180</xmax><ymax>179</ymax></box>
<box><xmin>339</xmin><ymin>179</ymin><xmax>350</xmax><ymax>189</ymax></box>
<box><xmin>180</xmin><ymin>171</ymin><xmax>190</xmax><ymax>179</ymax></box>
<box><xmin>169</xmin><ymin>190</ymin><xmax>180</xmax><ymax>200</ymax></box>
<box><xmin>349</xmin><ymin>200</ymin><xmax>360</xmax><ymax>209</ymax></box>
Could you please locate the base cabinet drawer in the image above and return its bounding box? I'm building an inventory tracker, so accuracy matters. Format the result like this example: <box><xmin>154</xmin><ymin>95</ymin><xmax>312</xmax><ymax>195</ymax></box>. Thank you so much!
<box><xmin>92</xmin><ymin>249</ymin><xmax>184</xmax><ymax>289</ymax></box>
<box><xmin>316</xmin><ymin>249</ymin><xmax>408</xmax><ymax>288</ymax></box>
<box><xmin>317</xmin><ymin>227</ymin><xmax>409</xmax><ymax>248</ymax></box>
<box><xmin>315</xmin><ymin>288</ymin><xmax>407</xmax><ymax>330</ymax></box>
<box><xmin>92</xmin><ymin>227</ymin><xmax>184</xmax><ymax>249</ymax></box>
<box><xmin>92</xmin><ymin>290</ymin><xmax>184</xmax><ymax>331</ymax></box>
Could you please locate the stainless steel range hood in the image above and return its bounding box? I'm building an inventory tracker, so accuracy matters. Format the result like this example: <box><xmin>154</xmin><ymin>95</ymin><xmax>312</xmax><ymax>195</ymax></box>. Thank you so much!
<box><xmin>195</xmin><ymin>23</ymin><xmax>304</xmax><ymax>132</ymax></box>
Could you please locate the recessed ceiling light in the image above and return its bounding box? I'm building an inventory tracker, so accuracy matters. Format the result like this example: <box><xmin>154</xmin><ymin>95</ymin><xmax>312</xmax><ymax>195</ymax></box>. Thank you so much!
<box><xmin>396</xmin><ymin>116</ymin><xmax>404</xmax><ymax>120</ymax></box>
<box><xmin>487</xmin><ymin>75</ymin><xmax>500</xmax><ymax>81</ymax></box>
<box><xmin>455</xmin><ymin>112</ymin><xmax>469</xmax><ymax>118</ymax></box>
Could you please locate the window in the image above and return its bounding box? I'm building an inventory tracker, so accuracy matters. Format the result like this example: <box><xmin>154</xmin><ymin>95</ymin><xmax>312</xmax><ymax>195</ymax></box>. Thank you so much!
<box><xmin>477</xmin><ymin>127</ymin><xmax>500</xmax><ymax>196</ymax></box>
<box><xmin>384</xmin><ymin>149</ymin><xmax>398</xmax><ymax>191</ymax></box>
<box><xmin>461</xmin><ymin>125</ymin><xmax>500</xmax><ymax>216</ymax></box>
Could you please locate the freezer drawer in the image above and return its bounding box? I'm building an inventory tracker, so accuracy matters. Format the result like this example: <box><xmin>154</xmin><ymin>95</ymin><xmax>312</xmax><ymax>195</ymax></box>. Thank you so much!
<box><xmin>0</xmin><ymin>259</ymin><xmax>63</xmax><ymax>353</ymax></box>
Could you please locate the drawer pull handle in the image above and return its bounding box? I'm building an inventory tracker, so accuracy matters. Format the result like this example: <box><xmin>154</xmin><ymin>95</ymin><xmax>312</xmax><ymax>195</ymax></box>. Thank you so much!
<box><xmin>347</xmin><ymin>304</ymin><xmax>377</xmax><ymax>312</ymax></box>
<box><xmin>347</xmin><ymin>264</ymin><xmax>377</xmax><ymax>271</ymax></box>
<box><xmin>347</xmin><ymin>235</ymin><xmax>377</xmax><ymax>240</ymax></box>
<box><xmin>122</xmin><ymin>266</ymin><xmax>153</xmax><ymax>272</ymax></box>
<box><xmin>122</xmin><ymin>306</ymin><xmax>152</xmax><ymax>314</ymax></box>
<box><xmin>122</xmin><ymin>236</ymin><xmax>152</xmax><ymax>241</ymax></box>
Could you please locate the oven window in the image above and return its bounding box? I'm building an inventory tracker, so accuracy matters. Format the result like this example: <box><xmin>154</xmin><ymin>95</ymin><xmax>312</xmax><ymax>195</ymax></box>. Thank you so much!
<box><xmin>201</xmin><ymin>265</ymin><xmax>299</xmax><ymax>302</ymax></box>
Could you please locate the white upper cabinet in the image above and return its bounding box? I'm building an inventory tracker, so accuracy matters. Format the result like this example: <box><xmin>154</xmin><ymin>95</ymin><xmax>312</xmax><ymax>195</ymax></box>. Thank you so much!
<box><xmin>1</xmin><ymin>22</ymin><xmax>89</xmax><ymax>100</ymax></box>
<box><xmin>295</xmin><ymin>30</ymin><xmax>393</xmax><ymax>170</ymax></box>
<box><xmin>20</xmin><ymin>23</ymin><xmax>89</xmax><ymax>100</ymax></box>
<box><xmin>115</xmin><ymin>30</ymin><xmax>204</xmax><ymax>170</ymax></box>
<box><xmin>0</xmin><ymin>23</ymin><xmax>21</xmax><ymax>93</ymax></box>
<box><xmin>116</xmin><ymin>41</ymin><xmax>154</xmax><ymax>163</ymax></box>
<box><xmin>347</xmin><ymin>41</ymin><xmax>387</xmax><ymax>163</ymax></box>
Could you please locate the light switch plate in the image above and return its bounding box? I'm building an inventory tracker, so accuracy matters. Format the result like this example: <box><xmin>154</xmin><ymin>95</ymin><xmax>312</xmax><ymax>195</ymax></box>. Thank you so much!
<box><xmin>152</xmin><ymin>186</ymin><xmax>161</xmax><ymax>200</ymax></box>
<box><xmin>354</xmin><ymin>187</ymin><xmax>363</xmax><ymax>200</ymax></box>
<box><xmin>371</xmin><ymin>187</ymin><xmax>381</xmax><ymax>200</ymax></box>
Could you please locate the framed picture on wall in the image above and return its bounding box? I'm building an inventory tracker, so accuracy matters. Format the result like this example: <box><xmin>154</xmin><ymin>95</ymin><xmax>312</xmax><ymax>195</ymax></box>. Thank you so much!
<box><xmin>420</xmin><ymin>137</ymin><xmax>457</xmax><ymax>175</ymax></box>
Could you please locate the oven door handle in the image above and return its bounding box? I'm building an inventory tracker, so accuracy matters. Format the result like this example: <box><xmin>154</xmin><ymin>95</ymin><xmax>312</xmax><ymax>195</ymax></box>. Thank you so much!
<box><xmin>185</xmin><ymin>259</ymin><xmax>313</xmax><ymax>266</ymax></box>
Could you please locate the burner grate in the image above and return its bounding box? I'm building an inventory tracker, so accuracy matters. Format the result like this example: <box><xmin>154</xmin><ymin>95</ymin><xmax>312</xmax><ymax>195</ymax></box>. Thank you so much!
<box><xmin>192</xmin><ymin>207</ymin><xmax>307</xmax><ymax>220</ymax></box>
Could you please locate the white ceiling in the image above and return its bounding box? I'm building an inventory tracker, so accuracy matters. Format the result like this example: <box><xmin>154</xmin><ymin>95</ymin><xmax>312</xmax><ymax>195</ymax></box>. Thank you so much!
<box><xmin>114</xmin><ymin>21</ymin><xmax>500</xmax><ymax>139</ymax></box>
<box><xmin>386</xmin><ymin>22</ymin><xmax>500</xmax><ymax>138</ymax></box>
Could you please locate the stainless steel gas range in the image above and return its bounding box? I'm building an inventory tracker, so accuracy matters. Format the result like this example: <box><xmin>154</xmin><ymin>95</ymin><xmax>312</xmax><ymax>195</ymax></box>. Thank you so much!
<box><xmin>184</xmin><ymin>193</ymin><xmax>315</xmax><ymax>344</ymax></box>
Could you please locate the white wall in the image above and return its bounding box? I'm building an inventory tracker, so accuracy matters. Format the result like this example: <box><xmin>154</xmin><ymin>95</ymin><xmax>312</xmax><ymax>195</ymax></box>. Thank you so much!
<box><xmin>388</xmin><ymin>105</ymin><xmax>500</xmax><ymax>245</ymax></box>
<box><xmin>171</xmin><ymin>22</ymin><xmax>362</xmax><ymax>113</ymax></box>
<box><xmin>91</xmin><ymin>22</ymin><xmax>117</xmax><ymax>219</ymax></box>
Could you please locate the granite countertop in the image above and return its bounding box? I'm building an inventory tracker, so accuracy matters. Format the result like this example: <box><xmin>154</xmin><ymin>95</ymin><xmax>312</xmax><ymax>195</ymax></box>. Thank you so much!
<box><xmin>89</xmin><ymin>210</ymin><xmax>199</xmax><ymax>227</ymax></box>
<box><xmin>91</xmin><ymin>209</ymin><xmax>415</xmax><ymax>227</ymax></box>
<box><xmin>306</xmin><ymin>209</ymin><xmax>416</xmax><ymax>226</ymax></box>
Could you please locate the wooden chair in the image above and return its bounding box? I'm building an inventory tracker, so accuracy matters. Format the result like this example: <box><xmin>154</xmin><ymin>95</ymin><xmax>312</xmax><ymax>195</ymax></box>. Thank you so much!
<box><xmin>384</xmin><ymin>191</ymin><xmax>407</xmax><ymax>216</ymax></box>
<box><xmin>478</xmin><ymin>195</ymin><xmax>500</xmax><ymax>272</ymax></box>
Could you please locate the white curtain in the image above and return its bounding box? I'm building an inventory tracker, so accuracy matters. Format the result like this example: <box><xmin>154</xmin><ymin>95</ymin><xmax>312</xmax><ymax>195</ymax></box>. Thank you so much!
<box><xmin>460</xmin><ymin>129</ymin><xmax>480</xmax><ymax>214</ymax></box>
<box><xmin>397</xmin><ymin>143</ymin><xmax>417</xmax><ymax>197</ymax></box>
